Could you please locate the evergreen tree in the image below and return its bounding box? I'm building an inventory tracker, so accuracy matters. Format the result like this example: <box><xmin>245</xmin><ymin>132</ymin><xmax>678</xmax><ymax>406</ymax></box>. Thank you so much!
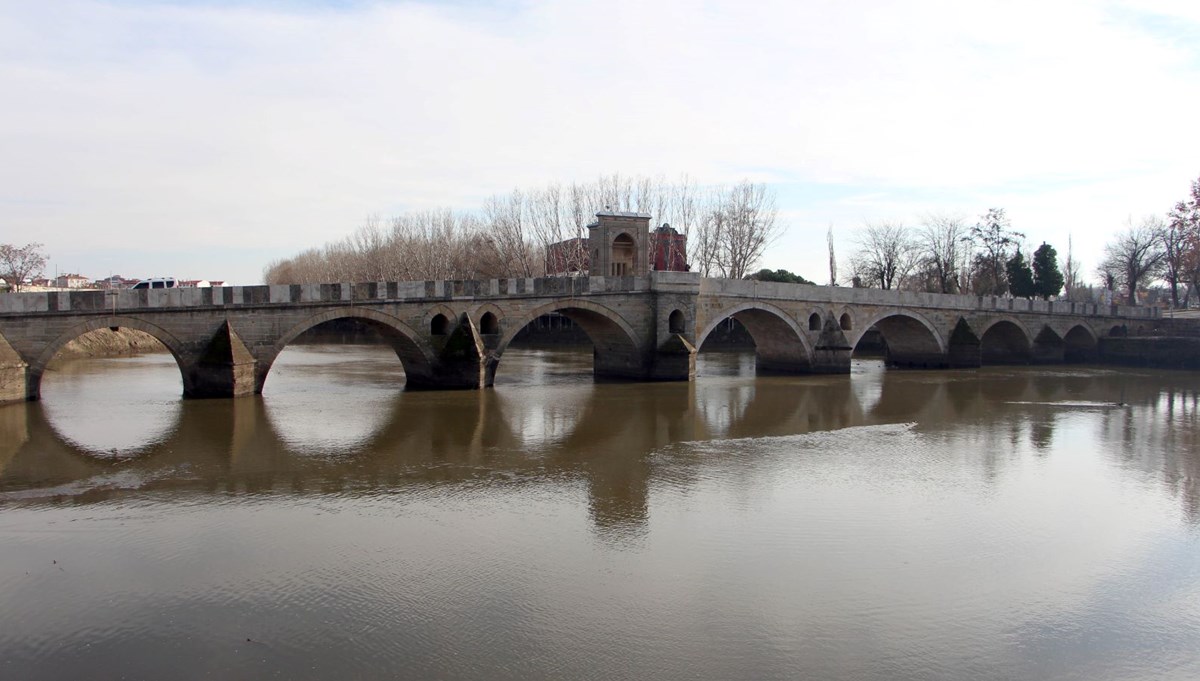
<box><xmin>1031</xmin><ymin>242</ymin><xmax>1064</xmax><ymax>300</ymax></box>
<box><xmin>1005</xmin><ymin>249</ymin><xmax>1036</xmax><ymax>298</ymax></box>
<box><xmin>745</xmin><ymin>268</ymin><xmax>815</xmax><ymax>285</ymax></box>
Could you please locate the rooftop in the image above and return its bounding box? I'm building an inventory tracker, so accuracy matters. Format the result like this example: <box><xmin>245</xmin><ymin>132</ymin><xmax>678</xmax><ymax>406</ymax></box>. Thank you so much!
<box><xmin>593</xmin><ymin>210</ymin><xmax>652</xmax><ymax>219</ymax></box>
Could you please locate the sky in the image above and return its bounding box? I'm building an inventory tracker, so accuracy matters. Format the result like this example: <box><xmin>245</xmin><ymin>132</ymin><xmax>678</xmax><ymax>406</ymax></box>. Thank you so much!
<box><xmin>2</xmin><ymin>0</ymin><xmax>1199</xmax><ymax>285</ymax></box>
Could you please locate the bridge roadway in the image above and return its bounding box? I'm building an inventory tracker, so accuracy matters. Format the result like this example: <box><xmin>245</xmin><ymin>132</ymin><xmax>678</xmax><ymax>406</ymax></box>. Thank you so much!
<box><xmin>0</xmin><ymin>272</ymin><xmax>1159</xmax><ymax>403</ymax></box>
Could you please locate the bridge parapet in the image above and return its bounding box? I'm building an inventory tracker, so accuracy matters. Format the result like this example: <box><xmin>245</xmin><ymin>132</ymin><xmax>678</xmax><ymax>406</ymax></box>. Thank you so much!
<box><xmin>699</xmin><ymin>278</ymin><xmax>1158</xmax><ymax>319</ymax></box>
<box><xmin>0</xmin><ymin>274</ymin><xmax>685</xmax><ymax>316</ymax></box>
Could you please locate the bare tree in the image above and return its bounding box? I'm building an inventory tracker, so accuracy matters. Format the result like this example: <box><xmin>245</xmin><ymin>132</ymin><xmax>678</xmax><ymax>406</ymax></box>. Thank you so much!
<box><xmin>1101</xmin><ymin>216</ymin><xmax>1167</xmax><ymax>305</ymax></box>
<box><xmin>916</xmin><ymin>213</ymin><xmax>968</xmax><ymax>293</ymax></box>
<box><xmin>263</xmin><ymin>174</ymin><xmax>782</xmax><ymax>285</ymax></box>
<box><xmin>1167</xmin><ymin>176</ymin><xmax>1200</xmax><ymax>308</ymax></box>
<box><xmin>483</xmin><ymin>191</ymin><xmax>538</xmax><ymax>278</ymax></box>
<box><xmin>969</xmin><ymin>208</ymin><xmax>1023</xmax><ymax>296</ymax></box>
<box><xmin>700</xmin><ymin>181</ymin><xmax>782</xmax><ymax>279</ymax></box>
<box><xmin>0</xmin><ymin>242</ymin><xmax>48</xmax><ymax>292</ymax></box>
<box><xmin>851</xmin><ymin>222</ymin><xmax>917</xmax><ymax>290</ymax></box>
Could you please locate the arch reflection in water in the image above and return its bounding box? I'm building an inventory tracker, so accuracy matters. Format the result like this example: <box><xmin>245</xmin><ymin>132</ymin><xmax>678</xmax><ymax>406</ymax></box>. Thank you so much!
<box><xmin>264</xmin><ymin>344</ymin><xmax>404</xmax><ymax>454</ymax></box>
<box><xmin>39</xmin><ymin>352</ymin><xmax>182</xmax><ymax>458</ymax></box>
<box><xmin>5</xmin><ymin>351</ymin><xmax>1197</xmax><ymax>535</ymax></box>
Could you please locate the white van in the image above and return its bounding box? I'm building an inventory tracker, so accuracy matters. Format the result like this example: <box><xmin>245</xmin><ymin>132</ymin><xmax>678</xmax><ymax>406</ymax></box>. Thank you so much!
<box><xmin>131</xmin><ymin>277</ymin><xmax>178</xmax><ymax>290</ymax></box>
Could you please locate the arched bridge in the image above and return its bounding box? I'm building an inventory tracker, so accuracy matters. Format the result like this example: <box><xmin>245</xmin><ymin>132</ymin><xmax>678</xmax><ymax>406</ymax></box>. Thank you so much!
<box><xmin>0</xmin><ymin>272</ymin><xmax>1158</xmax><ymax>403</ymax></box>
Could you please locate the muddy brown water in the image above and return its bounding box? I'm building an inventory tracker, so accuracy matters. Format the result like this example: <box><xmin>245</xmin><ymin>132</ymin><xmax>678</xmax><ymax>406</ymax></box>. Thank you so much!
<box><xmin>1</xmin><ymin>346</ymin><xmax>1198</xmax><ymax>680</ymax></box>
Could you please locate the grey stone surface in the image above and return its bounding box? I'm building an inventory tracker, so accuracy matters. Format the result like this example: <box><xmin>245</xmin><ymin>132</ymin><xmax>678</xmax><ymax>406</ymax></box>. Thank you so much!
<box><xmin>0</xmin><ymin>274</ymin><xmax>1161</xmax><ymax>402</ymax></box>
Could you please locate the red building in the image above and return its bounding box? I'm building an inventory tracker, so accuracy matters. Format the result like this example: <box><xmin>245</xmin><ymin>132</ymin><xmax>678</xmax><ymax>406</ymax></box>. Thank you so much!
<box><xmin>650</xmin><ymin>224</ymin><xmax>688</xmax><ymax>272</ymax></box>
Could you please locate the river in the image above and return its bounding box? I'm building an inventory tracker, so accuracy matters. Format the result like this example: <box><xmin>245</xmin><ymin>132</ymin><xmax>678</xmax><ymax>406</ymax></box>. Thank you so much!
<box><xmin>1</xmin><ymin>346</ymin><xmax>1198</xmax><ymax>680</ymax></box>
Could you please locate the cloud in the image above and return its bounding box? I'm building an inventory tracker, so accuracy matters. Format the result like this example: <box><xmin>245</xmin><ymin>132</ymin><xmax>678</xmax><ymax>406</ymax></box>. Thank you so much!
<box><xmin>1</xmin><ymin>0</ymin><xmax>1198</xmax><ymax>283</ymax></box>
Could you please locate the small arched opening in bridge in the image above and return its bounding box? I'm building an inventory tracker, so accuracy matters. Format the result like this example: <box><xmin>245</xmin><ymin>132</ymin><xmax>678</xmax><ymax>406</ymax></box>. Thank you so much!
<box><xmin>852</xmin><ymin>313</ymin><xmax>945</xmax><ymax>369</ymax></box>
<box><xmin>980</xmin><ymin>320</ymin><xmax>1032</xmax><ymax>365</ymax></box>
<box><xmin>266</xmin><ymin>310</ymin><xmax>434</xmax><ymax>397</ymax></box>
<box><xmin>808</xmin><ymin>313</ymin><xmax>821</xmax><ymax>331</ymax></box>
<box><xmin>494</xmin><ymin>301</ymin><xmax>643</xmax><ymax>385</ymax></box>
<box><xmin>480</xmin><ymin>311</ymin><xmax>500</xmax><ymax>335</ymax></box>
<box><xmin>840</xmin><ymin>313</ymin><xmax>853</xmax><ymax>331</ymax></box>
<box><xmin>1063</xmin><ymin>325</ymin><xmax>1099</xmax><ymax>363</ymax></box>
<box><xmin>430</xmin><ymin>314</ymin><xmax>450</xmax><ymax>336</ymax></box>
<box><xmin>32</xmin><ymin>321</ymin><xmax>185</xmax><ymax>459</ymax></box>
<box><xmin>669</xmin><ymin>309</ymin><xmax>686</xmax><ymax>334</ymax></box>
<box><xmin>696</xmin><ymin>304</ymin><xmax>811</xmax><ymax>377</ymax></box>
<box><xmin>610</xmin><ymin>233</ymin><xmax>635</xmax><ymax>276</ymax></box>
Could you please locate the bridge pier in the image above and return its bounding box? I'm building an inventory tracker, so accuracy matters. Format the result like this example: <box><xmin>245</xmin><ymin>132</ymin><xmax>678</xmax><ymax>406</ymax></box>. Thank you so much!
<box><xmin>1031</xmin><ymin>327</ymin><xmax>1066</xmax><ymax>364</ymax></box>
<box><xmin>408</xmin><ymin>313</ymin><xmax>491</xmax><ymax>390</ymax></box>
<box><xmin>810</xmin><ymin>315</ymin><xmax>852</xmax><ymax>374</ymax></box>
<box><xmin>0</xmin><ymin>358</ymin><xmax>27</xmax><ymax>404</ymax></box>
<box><xmin>646</xmin><ymin>334</ymin><xmax>696</xmax><ymax>381</ymax></box>
<box><xmin>182</xmin><ymin>322</ymin><xmax>258</xmax><ymax>398</ymax></box>
<box><xmin>946</xmin><ymin>318</ymin><xmax>982</xmax><ymax>368</ymax></box>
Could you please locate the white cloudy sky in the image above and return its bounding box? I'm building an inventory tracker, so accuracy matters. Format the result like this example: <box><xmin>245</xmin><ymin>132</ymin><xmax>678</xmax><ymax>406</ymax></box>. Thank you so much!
<box><xmin>2</xmin><ymin>0</ymin><xmax>1199</xmax><ymax>285</ymax></box>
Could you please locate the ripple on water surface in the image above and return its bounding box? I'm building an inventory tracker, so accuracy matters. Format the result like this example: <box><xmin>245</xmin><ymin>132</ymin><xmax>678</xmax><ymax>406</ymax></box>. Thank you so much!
<box><xmin>4</xmin><ymin>349</ymin><xmax>1199</xmax><ymax>680</ymax></box>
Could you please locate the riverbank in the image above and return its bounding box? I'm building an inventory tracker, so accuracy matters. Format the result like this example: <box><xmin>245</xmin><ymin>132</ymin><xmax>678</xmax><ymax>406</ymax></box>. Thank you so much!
<box><xmin>51</xmin><ymin>328</ymin><xmax>166</xmax><ymax>363</ymax></box>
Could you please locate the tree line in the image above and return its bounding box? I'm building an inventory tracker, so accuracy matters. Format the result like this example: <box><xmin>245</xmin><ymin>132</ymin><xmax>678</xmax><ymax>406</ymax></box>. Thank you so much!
<box><xmin>263</xmin><ymin>175</ymin><xmax>783</xmax><ymax>285</ymax></box>
<box><xmin>846</xmin><ymin>209</ymin><xmax>1070</xmax><ymax>300</ymax></box>
<box><xmin>844</xmin><ymin>173</ymin><xmax>1200</xmax><ymax>307</ymax></box>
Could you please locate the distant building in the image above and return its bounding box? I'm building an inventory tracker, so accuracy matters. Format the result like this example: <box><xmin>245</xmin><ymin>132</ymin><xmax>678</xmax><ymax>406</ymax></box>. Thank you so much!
<box><xmin>544</xmin><ymin>216</ymin><xmax>689</xmax><ymax>276</ymax></box>
<box><xmin>650</xmin><ymin>223</ymin><xmax>688</xmax><ymax>273</ymax></box>
<box><xmin>545</xmin><ymin>238</ymin><xmax>589</xmax><ymax>276</ymax></box>
<box><xmin>179</xmin><ymin>279</ymin><xmax>212</xmax><ymax>288</ymax></box>
<box><xmin>95</xmin><ymin>275</ymin><xmax>138</xmax><ymax>289</ymax></box>
<box><xmin>55</xmin><ymin>273</ymin><xmax>90</xmax><ymax>289</ymax></box>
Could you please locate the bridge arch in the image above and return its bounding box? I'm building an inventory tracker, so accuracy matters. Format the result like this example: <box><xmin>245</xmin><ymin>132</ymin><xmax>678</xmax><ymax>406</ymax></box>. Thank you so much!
<box><xmin>495</xmin><ymin>299</ymin><xmax>645</xmax><ymax>380</ymax></box>
<box><xmin>1063</xmin><ymin>323</ymin><xmax>1099</xmax><ymax>363</ymax></box>
<box><xmin>980</xmin><ymin>317</ymin><xmax>1034</xmax><ymax>364</ymax></box>
<box><xmin>267</xmin><ymin>308</ymin><xmax>435</xmax><ymax>390</ymax></box>
<box><xmin>850</xmin><ymin>310</ymin><xmax>946</xmax><ymax>368</ymax></box>
<box><xmin>697</xmin><ymin>302</ymin><xmax>813</xmax><ymax>374</ymax></box>
<box><xmin>28</xmin><ymin>317</ymin><xmax>189</xmax><ymax>400</ymax></box>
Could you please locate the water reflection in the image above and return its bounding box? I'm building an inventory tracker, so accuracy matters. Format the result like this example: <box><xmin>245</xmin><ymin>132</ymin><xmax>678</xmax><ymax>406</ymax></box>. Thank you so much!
<box><xmin>38</xmin><ymin>354</ymin><xmax>182</xmax><ymax>458</ymax></box>
<box><xmin>4</xmin><ymin>350</ymin><xmax>1198</xmax><ymax>534</ymax></box>
<box><xmin>3</xmin><ymin>349</ymin><xmax>1200</xmax><ymax>680</ymax></box>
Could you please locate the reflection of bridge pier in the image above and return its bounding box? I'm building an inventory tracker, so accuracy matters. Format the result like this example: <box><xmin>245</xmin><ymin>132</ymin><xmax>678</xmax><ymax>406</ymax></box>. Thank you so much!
<box><xmin>5</xmin><ymin>362</ymin><xmax>1199</xmax><ymax>534</ymax></box>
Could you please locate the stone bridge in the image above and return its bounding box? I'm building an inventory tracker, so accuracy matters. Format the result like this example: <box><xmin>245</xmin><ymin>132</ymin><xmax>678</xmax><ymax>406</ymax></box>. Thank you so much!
<box><xmin>0</xmin><ymin>272</ymin><xmax>1159</xmax><ymax>404</ymax></box>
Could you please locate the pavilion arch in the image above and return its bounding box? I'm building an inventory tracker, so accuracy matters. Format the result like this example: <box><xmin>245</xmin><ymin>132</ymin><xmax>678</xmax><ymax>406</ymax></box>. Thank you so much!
<box><xmin>850</xmin><ymin>310</ymin><xmax>946</xmax><ymax>368</ymax></box>
<box><xmin>28</xmin><ymin>316</ymin><xmax>188</xmax><ymax>399</ymax></box>
<box><xmin>696</xmin><ymin>302</ymin><xmax>813</xmax><ymax>373</ymax></box>
<box><xmin>266</xmin><ymin>308</ymin><xmax>435</xmax><ymax>390</ymax></box>
<box><xmin>979</xmin><ymin>317</ymin><xmax>1034</xmax><ymax>364</ymax></box>
<box><xmin>610</xmin><ymin>232</ymin><xmax>636</xmax><ymax>276</ymax></box>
